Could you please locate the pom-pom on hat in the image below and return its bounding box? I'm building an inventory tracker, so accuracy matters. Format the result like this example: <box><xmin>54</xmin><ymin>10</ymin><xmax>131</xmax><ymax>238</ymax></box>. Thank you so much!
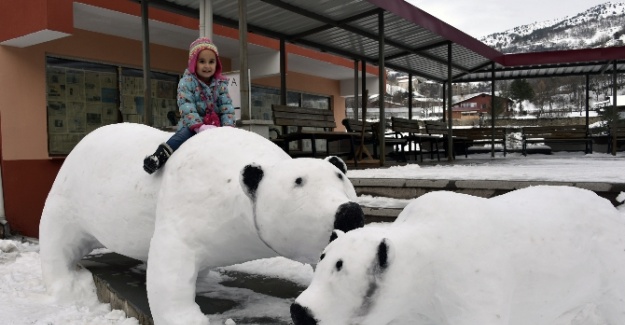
<box><xmin>188</xmin><ymin>37</ymin><xmax>223</xmax><ymax>79</ymax></box>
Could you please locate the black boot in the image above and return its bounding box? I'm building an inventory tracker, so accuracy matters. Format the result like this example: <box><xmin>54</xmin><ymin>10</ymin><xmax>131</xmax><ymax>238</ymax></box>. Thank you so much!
<box><xmin>143</xmin><ymin>143</ymin><xmax>173</xmax><ymax>174</ymax></box>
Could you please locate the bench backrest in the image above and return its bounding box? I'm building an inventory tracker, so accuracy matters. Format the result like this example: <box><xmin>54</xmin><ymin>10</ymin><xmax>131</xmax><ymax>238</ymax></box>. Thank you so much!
<box><xmin>522</xmin><ymin>125</ymin><xmax>588</xmax><ymax>138</ymax></box>
<box><xmin>342</xmin><ymin>118</ymin><xmax>375</xmax><ymax>133</ymax></box>
<box><xmin>424</xmin><ymin>120</ymin><xmax>449</xmax><ymax>136</ymax></box>
<box><xmin>272</xmin><ymin>105</ymin><xmax>336</xmax><ymax>131</ymax></box>
<box><xmin>454</xmin><ymin>128</ymin><xmax>507</xmax><ymax>140</ymax></box>
<box><xmin>609</xmin><ymin>125</ymin><xmax>625</xmax><ymax>136</ymax></box>
<box><xmin>391</xmin><ymin>117</ymin><xmax>422</xmax><ymax>134</ymax></box>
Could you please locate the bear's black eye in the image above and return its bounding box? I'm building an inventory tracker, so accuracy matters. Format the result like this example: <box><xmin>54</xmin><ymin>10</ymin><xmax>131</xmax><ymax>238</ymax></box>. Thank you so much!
<box><xmin>295</xmin><ymin>177</ymin><xmax>303</xmax><ymax>186</ymax></box>
<box><xmin>337</xmin><ymin>173</ymin><xmax>343</xmax><ymax>180</ymax></box>
<box><xmin>335</xmin><ymin>260</ymin><xmax>343</xmax><ymax>271</ymax></box>
<box><xmin>319</xmin><ymin>253</ymin><xmax>325</xmax><ymax>261</ymax></box>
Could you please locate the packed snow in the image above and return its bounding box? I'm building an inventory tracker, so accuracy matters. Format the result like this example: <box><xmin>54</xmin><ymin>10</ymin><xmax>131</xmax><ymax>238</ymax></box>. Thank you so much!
<box><xmin>35</xmin><ymin>124</ymin><xmax>363</xmax><ymax>325</ymax></box>
<box><xmin>294</xmin><ymin>186</ymin><xmax>625</xmax><ymax>324</ymax></box>
<box><xmin>2</xmin><ymin>152</ymin><xmax>625</xmax><ymax>324</ymax></box>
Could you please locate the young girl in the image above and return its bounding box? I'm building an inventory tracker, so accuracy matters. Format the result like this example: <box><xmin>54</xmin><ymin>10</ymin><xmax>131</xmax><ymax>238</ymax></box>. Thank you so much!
<box><xmin>143</xmin><ymin>37</ymin><xmax>235</xmax><ymax>174</ymax></box>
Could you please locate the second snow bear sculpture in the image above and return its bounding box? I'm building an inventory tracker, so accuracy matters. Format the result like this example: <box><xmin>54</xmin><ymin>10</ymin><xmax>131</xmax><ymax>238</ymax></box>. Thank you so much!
<box><xmin>39</xmin><ymin>123</ymin><xmax>364</xmax><ymax>325</ymax></box>
<box><xmin>292</xmin><ymin>186</ymin><xmax>625</xmax><ymax>325</ymax></box>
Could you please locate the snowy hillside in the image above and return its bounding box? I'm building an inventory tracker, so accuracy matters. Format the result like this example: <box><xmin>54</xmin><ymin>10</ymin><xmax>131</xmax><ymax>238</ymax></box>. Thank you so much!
<box><xmin>481</xmin><ymin>2</ymin><xmax>625</xmax><ymax>53</ymax></box>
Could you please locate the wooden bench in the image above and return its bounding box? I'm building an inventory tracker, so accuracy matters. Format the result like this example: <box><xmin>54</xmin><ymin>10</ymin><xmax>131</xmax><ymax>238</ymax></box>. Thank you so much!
<box><xmin>424</xmin><ymin>120</ymin><xmax>469</xmax><ymax>159</ymax></box>
<box><xmin>343</xmin><ymin>118</ymin><xmax>411</xmax><ymax>162</ymax></box>
<box><xmin>390</xmin><ymin>117</ymin><xmax>440</xmax><ymax>162</ymax></box>
<box><xmin>272</xmin><ymin>105</ymin><xmax>359</xmax><ymax>165</ymax></box>
<box><xmin>341</xmin><ymin>118</ymin><xmax>377</xmax><ymax>156</ymax></box>
<box><xmin>343</xmin><ymin>119</ymin><xmax>416</xmax><ymax>161</ymax></box>
<box><xmin>521</xmin><ymin>125</ymin><xmax>592</xmax><ymax>156</ymax></box>
<box><xmin>607</xmin><ymin>124</ymin><xmax>625</xmax><ymax>153</ymax></box>
<box><xmin>453</xmin><ymin>127</ymin><xmax>508</xmax><ymax>156</ymax></box>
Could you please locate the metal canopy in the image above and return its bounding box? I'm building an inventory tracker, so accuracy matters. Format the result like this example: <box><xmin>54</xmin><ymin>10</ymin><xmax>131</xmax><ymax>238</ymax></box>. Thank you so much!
<box><xmin>143</xmin><ymin>0</ymin><xmax>503</xmax><ymax>83</ymax></box>
<box><xmin>136</xmin><ymin>0</ymin><xmax>624</xmax><ymax>162</ymax></box>
<box><xmin>144</xmin><ymin>0</ymin><xmax>625</xmax><ymax>83</ymax></box>
<box><xmin>455</xmin><ymin>47</ymin><xmax>625</xmax><ymax>82</ymax></box>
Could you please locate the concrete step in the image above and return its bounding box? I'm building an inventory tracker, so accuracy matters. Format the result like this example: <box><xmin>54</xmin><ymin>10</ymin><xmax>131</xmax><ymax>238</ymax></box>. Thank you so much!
<box><xmin>81</xmin><ymin>253</ymin><xmax>300</xmax><ymax>325</ymax></box>
<box><xmin>354</xmin><ymin>178</ymin><xmax>625</xmax><ymax>221</ymax></box>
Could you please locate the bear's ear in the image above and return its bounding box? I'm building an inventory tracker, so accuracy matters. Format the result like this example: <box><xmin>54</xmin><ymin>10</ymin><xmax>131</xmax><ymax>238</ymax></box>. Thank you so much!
<box><xmin>377</xmin><ymin>238</ymin><xmax>391</xmax><ymax>269</ymax></box>
<box><xmin>325</xmin><ymin>156</ymin><xmax>347</xmax><ymax>174</ymax></box>
<box><xmin>240</xmin><ymin>163</ymin><xmax>264</xmax><ymax>200</ymax></box>
<box><xmin>329</xmin><ymin>229</ymin><xmax>345</xmax><ymax>243</ymax></box>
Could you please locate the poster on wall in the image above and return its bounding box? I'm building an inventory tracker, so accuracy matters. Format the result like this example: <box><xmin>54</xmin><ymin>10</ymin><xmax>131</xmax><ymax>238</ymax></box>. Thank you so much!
<box><xmin>46</xmin><ymin>59</ymin><xmax>123</xmax><ymax>155</ymax></box>
<box><xmin>47</xmin><ymin>101</ymin><xmax>67</xmax><ymax>134</ymax></box>
<box><xmin>46</xmin><ymin>57</ymin><xmax>182</xmax><ymax>155</ymax></box>
<box><xmin>119</xmin><ymin>76</ymin><xmax>177</xmax><ymax>128</ymax></box>
<box><xmin>66</xmin><ymin>69</ymin><xmax>85</xmax><ymax>102</ymax></box>
<box><xmin>153</xmin><ymin>79</ymin><xmax>177</xmax><ymax>128</ymax></box>
<box><xmin>47</xmin><ymin>68</ymin><xmax>66</xmax><ymax>100</ymax></box>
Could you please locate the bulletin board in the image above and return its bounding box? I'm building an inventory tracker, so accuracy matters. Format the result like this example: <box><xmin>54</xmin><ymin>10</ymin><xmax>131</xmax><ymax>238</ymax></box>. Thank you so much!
<box><xmin>46</xmin><ymin>66</ymin><xmax>119</xmax><ymax>155</ymax></box>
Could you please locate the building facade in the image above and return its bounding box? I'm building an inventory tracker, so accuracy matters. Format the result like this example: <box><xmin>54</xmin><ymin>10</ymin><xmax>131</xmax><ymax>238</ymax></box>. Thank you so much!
<box><xmin>0</xmin><ymin>0</ymin><xmax>376</xmax><ymax>237</ymax></box>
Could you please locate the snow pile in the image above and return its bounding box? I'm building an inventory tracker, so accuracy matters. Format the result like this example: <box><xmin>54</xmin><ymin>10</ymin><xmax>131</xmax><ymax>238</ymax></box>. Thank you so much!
<box><xmin>0</xmin><ymin>239</ymin><xmax>139</xmax><ymax>325</ymax></box>
<box><xmin>294</xmin><ymin>186</ymin><xmax>625</xmax><ymax>324</ymax></box>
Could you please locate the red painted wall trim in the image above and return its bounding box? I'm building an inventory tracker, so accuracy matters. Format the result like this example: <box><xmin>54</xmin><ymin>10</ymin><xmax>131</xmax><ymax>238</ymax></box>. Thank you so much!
<box><xmin>1</xmin><ymin>0</ymin><xmax>377</xmax><ymax>74</ymax></box>
<box><xmin>76</xmin><ymin>0</ymin><xmax>199</xmax><ymax>30</ymax></box>
<box><xmin>2</xmin><ymin>160</ymin><xmax>63</xmax><ymax>238</ymax></box>
<box><xmin>46</xmin><ymin>0</ymin><xmax>74</xmax><ymax>32</ymax></box>
<box><xmin>75</xmin><ymin>0</ymin><xmax>374</xmax><ymax>72</ymax></box>
<box><xmin>214</xmin><ymin>24</ymin><xmax>378</xmax><ymax>75</ymax></box>
<box><xmin>0</xmin><ymin>0</ymin><xmax>73</xmax><ymax>42</ymax></box>
<box><xmin>502</xmin><ymin>46</ymin><xmax>625</xmax><ymax>67</ymax></box>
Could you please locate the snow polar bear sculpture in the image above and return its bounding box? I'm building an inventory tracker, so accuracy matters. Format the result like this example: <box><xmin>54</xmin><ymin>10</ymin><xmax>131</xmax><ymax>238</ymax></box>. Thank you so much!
<box><xmin>292</xmin><ymin>186</ymin><xmax>625</xmax><ymax>325</ymax></box>
<box><xmin>39</xmin><ymin>123</ymin><xmax>364</xmax><ymax>325</ymax></box>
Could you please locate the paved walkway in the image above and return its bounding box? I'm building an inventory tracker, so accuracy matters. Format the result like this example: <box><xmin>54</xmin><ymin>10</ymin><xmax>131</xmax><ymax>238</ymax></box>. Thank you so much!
<box><xmin>81</xmin><ymin>253</ymin><xmax>301</xmax><ymax>325</ymax></box>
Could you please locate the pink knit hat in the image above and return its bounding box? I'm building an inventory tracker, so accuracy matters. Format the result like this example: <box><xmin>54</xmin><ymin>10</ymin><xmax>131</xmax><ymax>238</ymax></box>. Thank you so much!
<box><xmin>188</xmin><ymin>37</ymin><xmax>223</xmax><ymax>79</ymax></box>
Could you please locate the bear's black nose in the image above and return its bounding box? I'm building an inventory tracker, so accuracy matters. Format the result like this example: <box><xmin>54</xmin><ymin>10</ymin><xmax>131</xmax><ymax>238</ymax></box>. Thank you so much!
<box><xmin>291</xmin><ymin>303</ymin><xmax>318</xmax><ymax>325</ymax></box>
<box><xmin>334</xmin><ymin>202</ymin><xmax>365</xmax><ymax>233</ymax></box>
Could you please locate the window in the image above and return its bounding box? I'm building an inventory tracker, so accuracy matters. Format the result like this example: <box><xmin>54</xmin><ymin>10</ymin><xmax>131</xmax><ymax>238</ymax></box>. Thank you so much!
<box><xmin>460</xmin><ymin>102</ymin><xmax>477</xmax><ymax>108</ymax></box>
<box><xmin>45</xmin><ymin>58</ymin><xmax>331</xmax><ymax>155</ymax></box>
<box><xmin>120</xmin><ymin>68</ymin><xmax>178</xmax><ymax>127</ymax></box>
<box><xmin>302</xmin><ymin>93</ymin><xmax>330</xmax><ymax>109</ymax></box>
<box><xmin>250</xmin><ymin>85</ymin><xmax>331</xmax><ymax>152</ymax></box>
<box><xmin>250</xmin><ymin>85</ymin><xmax>331</xmax><ymax>120</ymax></box>
<box><xmin>46</xmin><ymin>57</ymin><xmax>178</xmax><ymax>155</ymax></box>
<box><xmin>46</xmin><ymin>57</ymin><xmax>119</xmax><ymax>155</ymax></box>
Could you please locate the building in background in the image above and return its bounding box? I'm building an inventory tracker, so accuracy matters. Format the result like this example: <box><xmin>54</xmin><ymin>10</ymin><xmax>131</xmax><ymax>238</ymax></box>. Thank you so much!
<box><xmin>452</xmin><ymin>93</ymin><xmax>513</xmax><ymax>121</ymax></box>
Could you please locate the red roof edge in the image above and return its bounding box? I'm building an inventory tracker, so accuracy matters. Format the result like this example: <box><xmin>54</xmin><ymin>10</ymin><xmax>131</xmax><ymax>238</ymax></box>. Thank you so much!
<box><xmin>366</xmin><ymin>0</ymin><xmax>505</xmax><ymax>63</ymax></box>
<box><xmin>503</xmin><ymin>46</ymin><xmax>625</xmax><ymax>66</ymax></box>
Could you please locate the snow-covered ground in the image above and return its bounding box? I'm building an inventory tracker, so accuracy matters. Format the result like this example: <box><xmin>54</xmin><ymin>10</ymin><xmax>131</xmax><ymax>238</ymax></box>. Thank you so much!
<box><xmin>349</xmin><ymin>151</ymin><xmax>625</xmax><ymax>184</ymax></box>
<box><xmin>1</xmin><ymin>152</ymin><xmax>625</xmax><ymax>324</ymax></box>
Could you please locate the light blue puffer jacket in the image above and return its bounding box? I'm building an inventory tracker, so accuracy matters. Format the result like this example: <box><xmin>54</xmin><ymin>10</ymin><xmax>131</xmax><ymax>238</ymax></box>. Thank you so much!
<box><xmin>176</xmin><ymin>69</ymin><xmax>235</xmax><ymax>130</ymax></box>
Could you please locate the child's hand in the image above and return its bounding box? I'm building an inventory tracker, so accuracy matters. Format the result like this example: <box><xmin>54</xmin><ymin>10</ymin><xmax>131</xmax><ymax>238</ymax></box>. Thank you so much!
<box><xmin>203</xmin><ymin>111</ymin><xmax>221</xmax><ymax>127</ymax></box>
<box><xmin>196</xmin><ymin>124</ymin><xmax>217</xmax><ymax>133</ymax></box>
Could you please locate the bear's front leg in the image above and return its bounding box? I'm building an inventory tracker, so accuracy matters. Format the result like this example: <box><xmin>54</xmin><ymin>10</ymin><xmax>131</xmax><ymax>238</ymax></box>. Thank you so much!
<box><xmin>147</xmin><ymin>232</ymin><xmax>209</xmax><ymax>325</ymax></box>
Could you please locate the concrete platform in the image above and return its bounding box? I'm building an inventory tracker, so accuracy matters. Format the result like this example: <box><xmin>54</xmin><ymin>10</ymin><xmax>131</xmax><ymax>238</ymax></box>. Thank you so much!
<box><xmin>81</xmin><ymin>253</ymin><xmax>304</xmax><ymax>325</ymax></box>
<box><xmin>355</xmin><ymin>178</ymin><xmax>625</xmax><ymax>221</ymax></box>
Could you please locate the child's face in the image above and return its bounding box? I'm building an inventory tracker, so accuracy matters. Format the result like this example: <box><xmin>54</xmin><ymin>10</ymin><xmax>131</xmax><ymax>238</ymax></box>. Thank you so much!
<box><xmin>195</xmin><ymin>49</ymin><xmax>217</xmax><ymax>82</ymax></box>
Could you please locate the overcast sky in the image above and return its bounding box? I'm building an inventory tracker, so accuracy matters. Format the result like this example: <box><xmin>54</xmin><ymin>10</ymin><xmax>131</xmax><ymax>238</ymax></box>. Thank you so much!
<box><xmin>405</xmin><ymin>0</ymin><xmax>613</xmax><ymax>39</ymax></box>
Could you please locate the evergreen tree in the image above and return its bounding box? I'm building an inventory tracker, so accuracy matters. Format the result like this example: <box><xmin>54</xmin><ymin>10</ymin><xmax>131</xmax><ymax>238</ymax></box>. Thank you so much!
<box><xmin>510</xmin><ymin>79</ymin><xmax>535</xmax><ymax>112</ymax></box>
